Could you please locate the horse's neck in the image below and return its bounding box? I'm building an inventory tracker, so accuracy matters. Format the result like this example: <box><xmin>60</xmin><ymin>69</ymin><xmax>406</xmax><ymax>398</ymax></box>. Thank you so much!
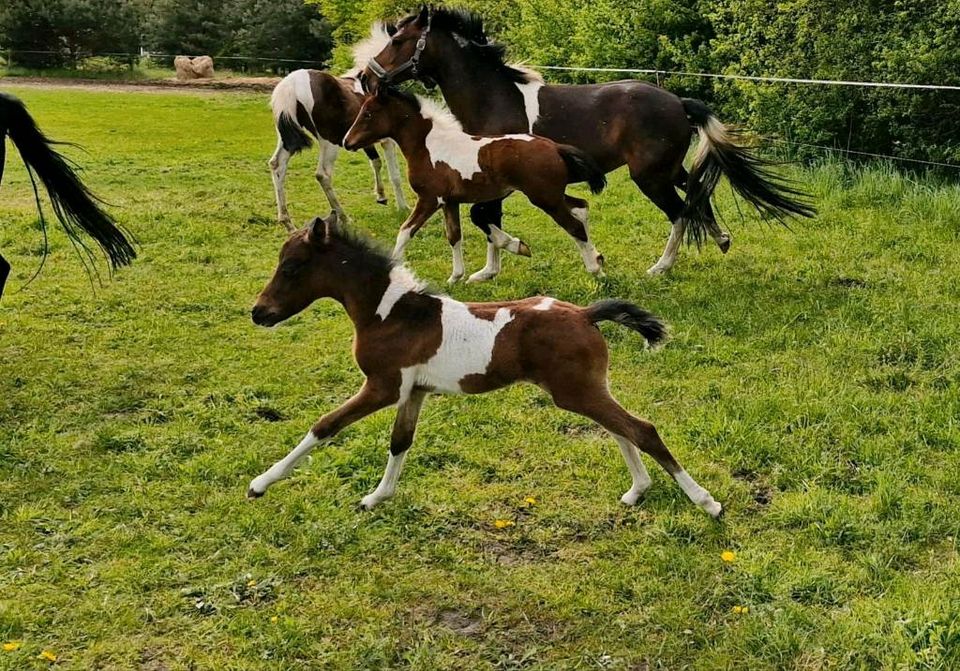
<box><xmin>389</xmin><ymin>116</ymin><xmax>434</xmax><ymax>164</ymax></box>
<box><xmin>335</xmin><ymin>270</ymin><xmax>393</xmax><ymax>331</ymax></box>
<box><xmin>432</xmin><ymin>58</ymin><xmax>530</xmax><ymax>134</ymax></box>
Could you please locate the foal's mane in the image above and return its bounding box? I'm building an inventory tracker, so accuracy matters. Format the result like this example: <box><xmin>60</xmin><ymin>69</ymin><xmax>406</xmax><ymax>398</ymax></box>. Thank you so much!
<box><xmin>330</xmin><ymin>225</ymin><xmax>436</xmax><ymax>296</ymax></box>
<box><xmin>401</xmin><ymin>7</ymin><xmax>542</xmax><ymax>85</ymax></box>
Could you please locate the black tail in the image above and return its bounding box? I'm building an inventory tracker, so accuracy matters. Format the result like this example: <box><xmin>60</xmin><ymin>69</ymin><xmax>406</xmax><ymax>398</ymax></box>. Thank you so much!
<box><xmin>584</xmin><ymin>299</ymin><xmax>667</xmax><ymax>346</ymax></box>
<box><xmin>276</xmin><ymin>112</ymin><xmax>313</xmax><ymax>155</ymax></box>
<box><xmin>1</xmin><ymin>92</ymin><xmax>136</xmax><ymax>271</ymax></box>
<box><xmin>558</xmin><ymin>145</ymin><xmax>606</xmax><ymax>195</ymax></box>
<box><xmin>681</xmin><ymin>98</ymin><xmax>816</xmax><ymax>245</ymax></box>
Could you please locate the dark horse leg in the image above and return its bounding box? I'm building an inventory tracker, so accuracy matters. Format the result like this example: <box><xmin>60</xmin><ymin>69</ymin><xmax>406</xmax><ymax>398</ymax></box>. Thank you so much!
<box><xmin>466</xmin><ymin>199</ymin><xmax>531</xmax><ymax>283</ymax></box>
<box><xmin>675</xmin><ymin>167</ymin><xmax>731</xmax><ymax>254</ymax></box>
<box><xmin>0</xmin><ymin>126</ymin><xmax>8</xmax><ymax>299</ymax></box>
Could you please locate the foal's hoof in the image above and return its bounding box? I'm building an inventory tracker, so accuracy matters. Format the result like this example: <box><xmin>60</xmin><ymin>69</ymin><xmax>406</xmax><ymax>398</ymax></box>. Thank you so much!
<box><xmin>376</xmin><ymin>197</ymin><xmax>388</xmax><ymax>205</ymax></box>
<box><xmin>246</xmin><ymin>487</ymin><xmax>264</xmax><ymax>500</ymax></box>
<box><xmin>718</xmin><ymin>236</ymin><xmax>732</xmax><ymax>254</ymax></box>
<box><xmin>646</xmin><ymin>264</ymin><xmax>669</xmax><ymax>277</ymax></box>
<box><xmin>703</xmin><ymin>500</ymin><xmax>723</xmax><ymax>519</ymax></box>
<box><xmin>467</xmin><ymin>270</ymin><xmax>497</xmax><ymax>283</ymax></box>
<box><xmin>517</xmin><ymin>241</ymin><xmax>532</xmax><ymax>258</ymax></box>
<box><xmin>447</xmin><ymin>273</ymin><xmax>464</xmax><ymax>285</ymax></box>
<box><xmin>620</xmin><ymin>490</ymin><xmax>646</xmax><ymax>506</ymax></box>
<box><xmin>359</xmin><ymin>495</ymin><xmax>381</xmax><ymax>510</ymax></box>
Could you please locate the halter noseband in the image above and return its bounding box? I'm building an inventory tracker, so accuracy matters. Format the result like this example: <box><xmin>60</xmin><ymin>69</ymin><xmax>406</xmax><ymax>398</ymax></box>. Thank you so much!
<box><xmin>367</xmin><ymin>10</ymin><xmax>433</xmax><ymax>87</ymax></box>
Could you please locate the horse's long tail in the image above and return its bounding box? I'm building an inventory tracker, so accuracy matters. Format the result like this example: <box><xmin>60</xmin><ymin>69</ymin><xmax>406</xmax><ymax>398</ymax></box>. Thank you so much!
<box><xmin>681</xmin><ymin>98</ymin><xmax>816</xmax><ymax>245</ymax></box>
<box><xmin>0</xmin><ymin>92</ymin><xmax>136</xmax><ymax>271</ymax></box>
<box><xmin>558</xmin><ymin>144</ymin><xmax>606</xmax><ymax>195</ymax></box>
<box><xmin>271</xmin><ymin>71</ymin><xmax>314</xmax><ymax>155</ymax></box>
<box><xmin>584</xmin><ymin>299</ymin><xmax>667</xmax><ymax>346</ymax></box>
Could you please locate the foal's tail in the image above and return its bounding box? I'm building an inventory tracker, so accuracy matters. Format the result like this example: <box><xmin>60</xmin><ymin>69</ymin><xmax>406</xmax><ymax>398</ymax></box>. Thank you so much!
<box><xmin>584</xmin><ymin>299</ymin><xmax>667</xmax><ymax>346</ymax></box>
<box><xmin>0</xmin><ymin>92</ymin><xmax>136</xmax><ymax>272</ymax></box>
<box><xmin>271</xmin><ymin>71</ymin><xmax>314</xmax><ymax>155</ymax></box>
<box><xmin>558</xmin><ymin>145</ymin><xmax>607</xmax><ymax>195</ymax></box>
<box><xmin>681</xmin><ymin>98</ymin><xmax>816</xmax><ymax>245</ymax></box>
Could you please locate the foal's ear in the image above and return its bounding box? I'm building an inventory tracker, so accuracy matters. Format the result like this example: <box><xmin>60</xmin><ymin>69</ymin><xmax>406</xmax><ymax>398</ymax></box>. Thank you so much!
<box><xmin>305</xmin><ymin>212</ymin><xmax>338</xmax><ymax>245</ymax></box>
<box><xmin>415</xmin><ymin>5</ymin><xmax>429</xmax><ymax>27</ymax></box>
<box><xmin>321</xmin><ymin>210</ymin><xmax>340</xmax><ymax>241</ymax></box>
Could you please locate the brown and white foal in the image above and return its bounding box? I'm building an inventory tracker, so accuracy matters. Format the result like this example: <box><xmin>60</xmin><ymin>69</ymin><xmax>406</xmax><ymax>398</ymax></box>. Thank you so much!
<box><xmin>268</xmin><ymin>25</ymin><xmax>408</xmax><ymax>230</ymax></box>
<box><xmin>342</xmin><ymin>88</ymin><xmax>607</xmax><ymax>284</ymax></box>
<box><xmin>248</xmin><ymin>212</ymin><xmax>723</xmax><ymax>518</ymax></box>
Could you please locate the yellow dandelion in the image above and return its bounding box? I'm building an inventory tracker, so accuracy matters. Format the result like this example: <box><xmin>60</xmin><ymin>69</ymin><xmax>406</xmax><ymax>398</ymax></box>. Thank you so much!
<box><xmin>3</xmin><ymin>641</ymin><xmax>21</xmax><ymax>652</ymax></box>
<box><xmin>493</xmin><ymin>519</ymin><xmax>515</xmax><ymax>529</ymax></box>
<box><xmin>270</xmin><ymin>616</ymin><xmax>279</xmax><ymax>623</ymax></box>
<box><xmin>731</xmin><ymin>605</ymin><xmax>749</xmax><ymax>614</ymax></box>
<box><xmin>721</xmin><ymin>550</ymin><xmax>736</xmax><ymax>563</ymax></box>
<box><xmin>39</xmin><ymin>650</ymin><xmax>57</xmax><ymax>662</ymax></box>
<box><xmin>246</xmin><ymin>579</ymin><xmax>257</xmax><ymax>588</ymax></box>
<box><xmin>524</xmin><ymin>496</ymin><xmax>537</xmax><ymax>506</ymax></box>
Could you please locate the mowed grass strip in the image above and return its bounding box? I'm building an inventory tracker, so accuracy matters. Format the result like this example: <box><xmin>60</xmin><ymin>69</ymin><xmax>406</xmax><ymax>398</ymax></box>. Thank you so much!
<box><xmin>1</xmin><ymin>86</ymin><xmax>960</xmax><ymax>670</ymax></box>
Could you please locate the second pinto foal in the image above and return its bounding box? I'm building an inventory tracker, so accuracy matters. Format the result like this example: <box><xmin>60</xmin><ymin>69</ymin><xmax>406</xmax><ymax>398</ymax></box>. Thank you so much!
<box><xmin>248</xmin><ymin>212</ymin><xmax>723</xmax><ymax>518</ymax></box>
<box><xmin>342</xmin><ymin>88</ymin><xmax>607</xmax><ymax>283</ymax></box>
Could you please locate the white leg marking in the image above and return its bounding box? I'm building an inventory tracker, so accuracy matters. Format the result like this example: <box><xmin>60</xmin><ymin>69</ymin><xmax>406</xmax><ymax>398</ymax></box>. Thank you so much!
<box><xmin>448</xmin><ymin>240</ymin><xmax>465</xmax><ymax>284</ymax></box>
<box><xmin>575</xmin><ymin>239</ymin><xmax>604</xmax><ymax>275</ymax></box>
<box><xmin>393</xmin><ymin>227</ymin><xmax>413</xmax><ymax>261</ymax></box>
<box><xmin>488</xmin><ymin>224</ymin><xmax>526</xmax><ymax>255</ymax></box>
<box><xmin>382</xmin><ymin>139</ymin><xmax>409</xmax><ymax>211</ymax></box>
<box><xmin>674</xmin><ymin>469</ymin><xmax>722</xmax><ymax>518</ymax></box>
<box><xmin>360</xmin><ymin>451</ymin><xmax>408</xmax><ymax>509</ymax></box>
<box><xmin>468</xmin><ymin>241</ymin><xmax>501</xmax><ymax>283</ymax></box>
<box><xmin>611</xmin><ymin>433</ymin><xmax>652</xmax><ymax>505</ymax></box>
<box><xmin>647</xmin><ymin>219</ymin><xmax>685</xmax><ymax>275</ymax></box>
<box><xmin>317</xmin><ymin>139</ymin><xmax>347</xmax><ymax>221</ymax></box>
<box><xmin>369</xmin><ymin>156</ymin><xmax>387</xmax><ymax>202</ymax></box>
<box><xmin>249</xmin><ymin>431</ymin><xmax>320</xmax><ymax>495</ymax></box>
<box><xmin>269</xmin><ymin>140</ymin><xmax>293</xmax><ymax>230</ymax></box>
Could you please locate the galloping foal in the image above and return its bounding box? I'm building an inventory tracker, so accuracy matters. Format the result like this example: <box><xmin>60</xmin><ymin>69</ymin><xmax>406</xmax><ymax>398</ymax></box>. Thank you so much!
<box><xmin>268</xmin><ymin>24</ymin><xmax>408</xmax><ymax>230</ymax></box>
<box><xmin>342</xmin><ymin>88</ymin><xmax>607</xmax><ymax>283</ymax></box>
<box><xmin>248</xmin><ymin>212</ymin><xmax>723</xmax><ymax>518</ymax></box>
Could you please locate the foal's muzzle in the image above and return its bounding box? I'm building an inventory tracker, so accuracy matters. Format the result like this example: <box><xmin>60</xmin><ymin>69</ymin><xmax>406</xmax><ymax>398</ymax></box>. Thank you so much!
<box><xmin>251</xmin><ymin>304</ymin><xmax>281</xmax><ymax>327</ymax></box>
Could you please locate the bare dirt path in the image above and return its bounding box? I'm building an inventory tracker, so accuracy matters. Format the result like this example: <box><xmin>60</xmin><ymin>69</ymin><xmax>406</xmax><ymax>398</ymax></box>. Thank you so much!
<box><xmin>0</xmin><ymin>75</ymin><xmax>280</xmax><ymax>94</ymax></box>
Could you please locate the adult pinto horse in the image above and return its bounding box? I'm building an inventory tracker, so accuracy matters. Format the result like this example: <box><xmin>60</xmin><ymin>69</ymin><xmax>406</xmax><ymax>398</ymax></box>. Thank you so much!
<box><xmin>0</xmin><ymin>92</ymin><xmax>135</xmax><ymax>298</ymax></box>
<box><xmin>362</xmin><ymin>7</ymin><xmax>815</xmax><ymax>277</ymax></box>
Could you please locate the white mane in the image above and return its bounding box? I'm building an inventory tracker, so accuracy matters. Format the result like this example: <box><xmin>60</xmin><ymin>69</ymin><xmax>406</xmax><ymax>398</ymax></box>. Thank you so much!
<box><xmin>348</xmin><ymin>22</ymin><xmax>392</xmax><ymax>75</ymax></box>
<box><xmin>416</xmin><ymin>96</ymin><xmax>465</xmax><ymax>134</ymax></box>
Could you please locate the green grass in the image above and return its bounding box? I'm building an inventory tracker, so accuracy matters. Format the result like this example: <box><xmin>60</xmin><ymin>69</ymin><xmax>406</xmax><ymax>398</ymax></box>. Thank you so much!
<box><xmin>2</xmin><ymin>86</ymin><xmax>960</xmax><ymax>670</ymax></box>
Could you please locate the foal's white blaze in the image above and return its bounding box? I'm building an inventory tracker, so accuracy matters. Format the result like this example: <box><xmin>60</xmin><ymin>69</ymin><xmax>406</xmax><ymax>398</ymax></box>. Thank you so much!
<box><xmin>249</xmin><ymin>430</ymin><xmax>320</xmax><ymax>494</ymax></box>
<box><xmin>376</xmin><ymin>265</ymin><xmax>426</xmax><ymax>320</ymax></box>
<box><xmin>674</xmin><ymin>469</ymin><xmax>722</xmax><ymax>518</ymax></box>
<box><xmin>515</xmin><ymin>79</ymin><xmax>543</xmax><ymax>133</ymax></box>
<box><xmin>407</xmin><ymin>298</ymin><xmax>514</xmax><ymax>394</ymax></box>
<box><xmin>611</xmin><ymin>433</ymin><xmax>652</xmax><ymax>505</ymax></box>
<box><xmin>532</xmin><ymin>297</ymin><xmax>555</xmax><ymax>311</ymax></box>
<box><xmin>361</xmin><ymin>451</ymin><xmax>408</xmax><ymax>509</ymax></box>
<box><xmin>419</xmin><ymin>96</ymin><xmax>533</xmax><ymax>180</ymax></box>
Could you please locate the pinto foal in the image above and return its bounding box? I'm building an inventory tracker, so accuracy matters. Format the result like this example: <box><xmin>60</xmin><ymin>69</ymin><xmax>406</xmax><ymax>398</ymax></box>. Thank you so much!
<box><xmin>248</xmin><ymin>212</ymin><xmax>723</xmax><ymax>518</ymax></box>
<box><xmin>342</xmin><ymin>88</ymin><xmax>607</xmax><ymax>283</ymax></box>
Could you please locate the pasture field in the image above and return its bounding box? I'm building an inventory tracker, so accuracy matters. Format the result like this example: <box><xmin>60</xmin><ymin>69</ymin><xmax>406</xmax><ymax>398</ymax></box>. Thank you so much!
<box><xmin>2</xmin><ymin>86</ymin><xmax>960</xmax><ymax>670</ymax></box>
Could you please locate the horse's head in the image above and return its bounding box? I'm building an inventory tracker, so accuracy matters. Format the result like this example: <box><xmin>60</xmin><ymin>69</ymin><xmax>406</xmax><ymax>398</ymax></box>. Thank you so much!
<box><xmin>252</xmin><ymin>212</ymin><xmax>343</xmax><ymax>327</ymax></box>
<box><xmin>343</xmin><ymin>89</ymin><xmax>403</xmax><ymax>150</ymax></box>
<box><xmin>361</xmin><ymin>6</ymin><xmax>432</xmax><ymax>94</ymax></box>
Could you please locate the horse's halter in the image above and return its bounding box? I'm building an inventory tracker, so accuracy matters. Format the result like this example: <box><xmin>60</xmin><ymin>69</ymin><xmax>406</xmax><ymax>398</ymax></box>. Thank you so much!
<box><xmin>366</xmin><ymin>10</ymin><xmax>433</xmax><ymax>89</ymax></box>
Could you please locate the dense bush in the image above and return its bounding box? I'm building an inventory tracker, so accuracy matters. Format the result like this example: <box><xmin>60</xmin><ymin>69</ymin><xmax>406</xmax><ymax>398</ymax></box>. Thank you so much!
<box><xmin>314</xmin><ymin>0</ymin><xmax>960</xmax><ymax>165</ymax></box>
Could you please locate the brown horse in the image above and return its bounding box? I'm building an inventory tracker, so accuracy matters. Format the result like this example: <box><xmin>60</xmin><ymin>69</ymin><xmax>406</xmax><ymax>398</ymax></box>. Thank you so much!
<box><xmin>0</xmin><ymin>92</ymin><xmax>135</xmax><ymax>299</ymax></box>
<box><xmin>268</xmin><ymin>25</ymin><xmax>408</xmax><ymax>229</ymax></box>
<box><xmin>342</xmin><ymin>87</ymin><xmax>607</xmax><ymax>282</ymax></box>
<box><xmin>247</xmin><ymin>211</ymin><xmax>723</xmax><ymax>518</ymax></box>
<box><xmin>362</xmin><ymin>7</ymin><xmax>815</xmax><ymax>277</ymax></box>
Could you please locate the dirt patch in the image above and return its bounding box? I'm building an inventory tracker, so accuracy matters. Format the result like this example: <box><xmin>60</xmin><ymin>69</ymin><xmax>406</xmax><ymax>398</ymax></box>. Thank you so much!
<box><xmin>0</xmin><ymin>75</ymin><xmax>279</xmax><ymax>94</ymax></box>
<box><xmin>437</xmin><ymin>609</ymin><xmax>484</xmax><ymax>636</ymax></box>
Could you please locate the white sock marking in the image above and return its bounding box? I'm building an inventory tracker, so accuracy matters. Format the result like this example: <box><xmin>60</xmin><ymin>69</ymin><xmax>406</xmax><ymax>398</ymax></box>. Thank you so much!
<box><xmin>611</xmin><ymin>433</ymin><xmax>652</xmax><ymax>505</ymax></box>
<box><xmin>250</xmin><ymin>431</ymin><xmax>320</xmax><ymax>494</ymax></box>
<box><xmin>361</xmin><ymin>451</ymin><xmax>408</xmax><ymax>509</ymax></box>
<box><xmin>674</xmin><ymin>469</ymin><xmax>722</xmax><ymax>517</ymax></box>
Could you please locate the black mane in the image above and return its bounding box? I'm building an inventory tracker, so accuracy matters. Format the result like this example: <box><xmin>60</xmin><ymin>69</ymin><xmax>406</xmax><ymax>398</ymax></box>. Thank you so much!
<box><xmin>400</xmin><ymin>6</ymin><xmax>534</xmax><ymax>84</ymax></box>
<box><xmin>329</xmin><ymin>225</ymin><xmax>437</xmax><ymax>296</ymax></box>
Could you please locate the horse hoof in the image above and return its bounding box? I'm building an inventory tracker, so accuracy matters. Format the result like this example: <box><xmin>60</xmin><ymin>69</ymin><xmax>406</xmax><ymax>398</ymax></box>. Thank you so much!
<box><xmin>467</xmin><ymin>271</ymin><xmax>497</xmax><ymax>283</ymax></box>
<box><xmin>376</xmin><ymin>198</ymin><xmax>388</xmax><ymax>205</ymax></box>
<box><xmin>718</xmin><ymin>237</ymin><xmax>732</xmax><ymax>254</ymax></box>
<box><xmin>246</xmin><ymin>487</ymin><xmax>264</xmax><ymax>500</ymax></box>
<box><xmin>646</xmin><ymin>264</ymin><xmax>668</xmax><ymax>276</ymax></box>
<box><xmin>703</xmin><ymin>500</ymin><xmax>723</xmax><ymax>519</ymax></box>
<box><xmin>447</xmin><ymin>273</ymin><xmax>464</xmax><ymax>285</ymax></box>
<box><xmin>359</xmin><ymin>495</ymin><xmax>379</xmax><ymax>510</ymax></box>
<box><xmin>620</xmin><ymin>491</ymin><xmax>645</xmax><ymax>506</ymax></box>
<box><xmin>517</xmin><ymin>241</ymin><xmax>532</xmax><ymax>258</ymax></box>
